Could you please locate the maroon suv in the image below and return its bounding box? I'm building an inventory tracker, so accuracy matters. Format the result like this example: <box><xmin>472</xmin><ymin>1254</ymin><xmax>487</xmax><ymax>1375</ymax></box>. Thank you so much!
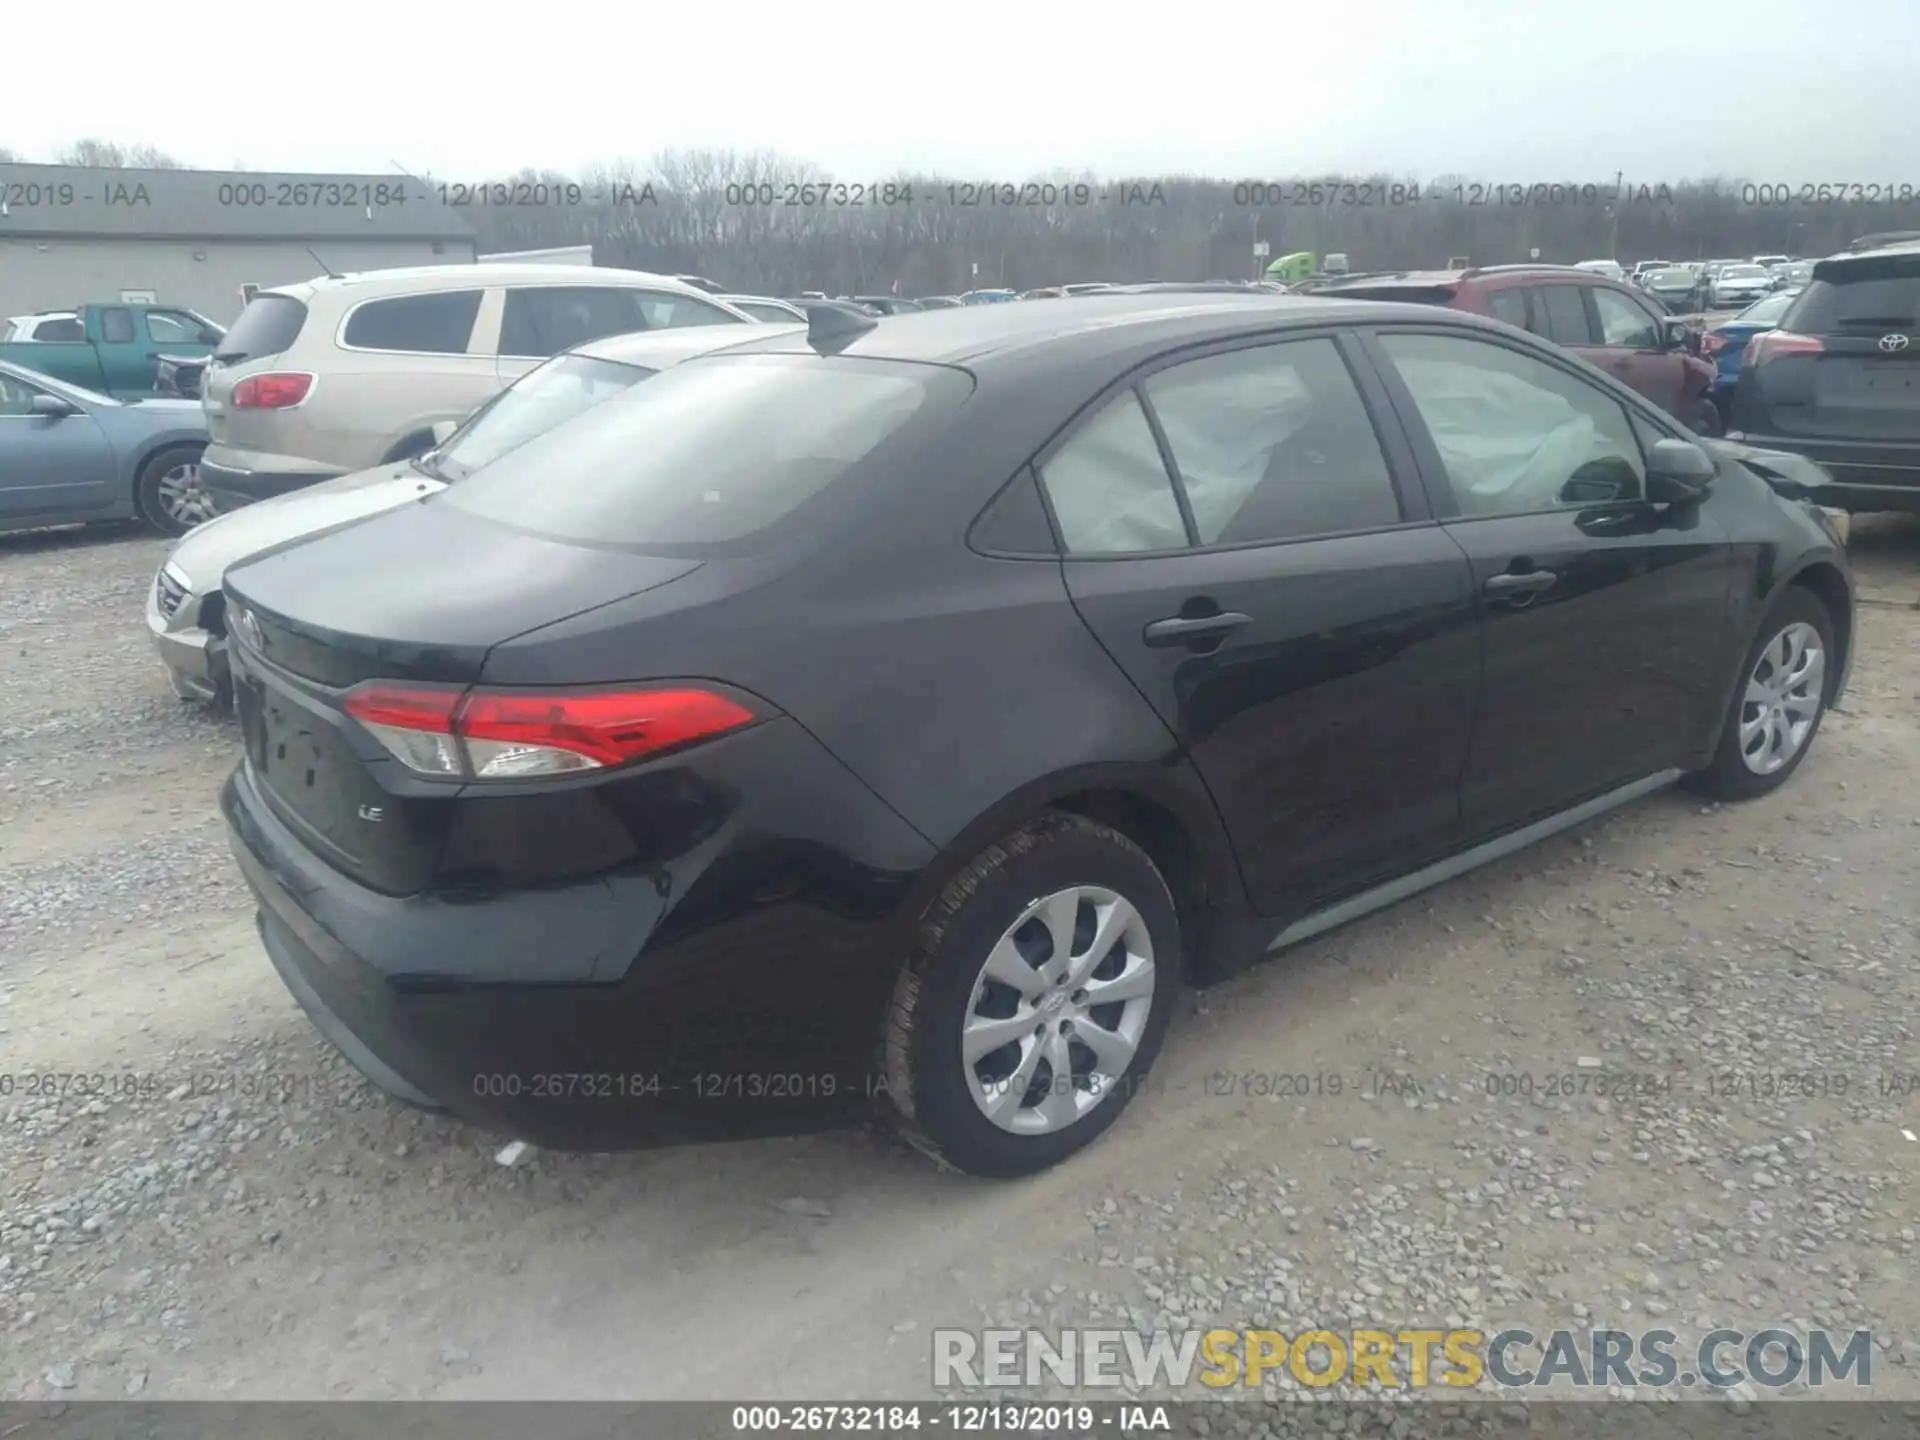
<box><xmin>1319</xmin><ymin>265</ymin><xmax>1722</xmax><ymax>434</ymax></box>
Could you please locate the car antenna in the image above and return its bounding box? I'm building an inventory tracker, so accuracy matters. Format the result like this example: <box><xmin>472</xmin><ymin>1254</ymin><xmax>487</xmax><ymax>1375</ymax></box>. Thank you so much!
<box><xmin>806</xmin><ymin>303</ymin><xmax>878</xmax><ymax>355</ymax></box>
<box><xmin>306</xmin><ymin>247</ymin><xmax>342</xmax><ymax>280</ymax></box>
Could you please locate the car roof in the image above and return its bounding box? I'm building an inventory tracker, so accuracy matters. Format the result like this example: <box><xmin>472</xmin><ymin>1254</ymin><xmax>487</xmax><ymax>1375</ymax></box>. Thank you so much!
<box><xmin>692</xmin><ymin>292</ymin><xmax>1470</xmax><ymax>369</ymax></box>
<box><xmin>1311</xmin><ymin>271</ymin><xmax>1468</xmax><ymax>295</ymax></box>
<box><xmin>1820</xmin><ymin>240</ymin><xmax>1920</xmax><ymax>266</ymax></box>
<box><xmin>266</xmin><ymin>263</ymin><xmax>710</xmax><ymax>301</ymax></box>
<box><xmin>571</xmin><ymin>324</ymin><xmax>803</xmax><ymax>366</ymax></box>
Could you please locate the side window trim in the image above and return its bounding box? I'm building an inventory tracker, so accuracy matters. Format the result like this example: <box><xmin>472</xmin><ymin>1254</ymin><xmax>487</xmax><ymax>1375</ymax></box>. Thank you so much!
<box><xmin>1356</xmin><ymin>322</ymin><xmax>1652</xmax><ymax>522</ymax></box>
<box><xmin>969</xmin><ymin>464</ymin><xmax>1064</xmax><ymax>558</ymax></box>
<box><xmin>1130</xmin><ymin>381</ymin><xmax>1204</xmax><ymax>547</ymax></box>
<box><xmin>1028</xmin><ymin>325</ymin><xmax>1435</xmax><ymax>562</ymax></box>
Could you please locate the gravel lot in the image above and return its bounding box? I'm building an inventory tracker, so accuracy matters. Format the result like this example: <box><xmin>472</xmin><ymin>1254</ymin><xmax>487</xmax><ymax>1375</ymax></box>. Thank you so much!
<box><xmin>3</xmin><ymin>516</ymin><xmax>1919</xmax><ymax>1417</ymax></box>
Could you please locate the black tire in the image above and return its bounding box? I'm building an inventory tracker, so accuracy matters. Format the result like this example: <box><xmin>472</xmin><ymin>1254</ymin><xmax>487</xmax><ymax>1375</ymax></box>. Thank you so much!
<box><xmin>1685</xmin><ymin>586</ymin><xmax>1835</xmax><ymax>801</ymax></box>
<box><xmin>1683</xmin><ymin>396</ymin><xmax>1723</xmax><ymax>438</ymax></box>
<box><xmin>134</xmin><ymin>445</ymin><xmax>210</xmax><ymax>537</ymax></box>
<box><xmin>882</xmin><ymin>812</ymin><xmax>1180</xmax><ymax>1178</ymax></box>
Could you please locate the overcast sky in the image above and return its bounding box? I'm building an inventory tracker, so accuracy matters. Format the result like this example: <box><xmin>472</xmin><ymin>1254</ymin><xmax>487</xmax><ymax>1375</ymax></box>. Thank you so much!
<box><xmin>7</xmin><ymin>0</ymin><xmax>1913</xmax><ymax>182</ymax></box>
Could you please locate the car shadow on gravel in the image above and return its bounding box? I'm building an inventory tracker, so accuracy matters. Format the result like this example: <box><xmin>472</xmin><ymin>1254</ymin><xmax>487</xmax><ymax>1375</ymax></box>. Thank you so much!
<box><xmin>0</xmin><ymin>521</ymin><xmax>161</xmax><ymax>557</ymax></box>
<box><xmin>1846</xmin><ymin>512</ymin><xmax>1920</xmax><ymax>600</ymax></box>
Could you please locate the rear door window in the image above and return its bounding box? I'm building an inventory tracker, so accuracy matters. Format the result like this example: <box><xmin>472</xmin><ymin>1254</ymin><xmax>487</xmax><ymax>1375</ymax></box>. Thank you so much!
<box><xmin>499</xmin><ymin>287</ymin><xmax>648</xmax><ymax>357</ymax></box>
<box><xmin>1141</xmin><ymin>338</ymin><xmax>1404</xmax><ymax>544</ymax></box>
<box><xmin>1486</xmin><ymin>289</ymin><xmax>1531</xmax><ymax>331</ymax></box>
<box><xmin>1537</xmin><ymin>286</ymin><xmax>1594</xmax><ymax>345</ymax></box>
<box><xmin>100</xmin><ymin>308</ymin><xmax>136</xmax><ymax>344</ymax></box>
<box><xmin>342</xmin><ymin>290</ymin><xmax>484</xmax><ymax>354</ymax></box>
<box><xmin>442</xmin><ymin>355</ymin><xmax>955</xmax><ymax>548</ymax></box>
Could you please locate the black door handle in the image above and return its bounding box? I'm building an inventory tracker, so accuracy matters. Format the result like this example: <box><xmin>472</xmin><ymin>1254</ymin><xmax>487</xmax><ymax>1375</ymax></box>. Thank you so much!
<box><xmin>1483</xmin><ymin>569</ymin><xmax>1558</xmax><ymax>596</ymax></box>
<box><xmin>1142</xmin><ymin>611</ymin><xmax>1253</xmax><ymax>647</ymax></box>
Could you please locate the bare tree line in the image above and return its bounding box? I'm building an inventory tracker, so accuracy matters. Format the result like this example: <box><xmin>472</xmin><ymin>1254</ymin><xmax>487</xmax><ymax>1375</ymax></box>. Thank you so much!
<box><xmin>433</xmin><ymin>151</ymin><xmax>1920</xmax><ymax>295</ymax></box>
<box><xmin>7</xmin><ymin>141</ymin><xmax>1916</xmax><ymax>293</ymax></box>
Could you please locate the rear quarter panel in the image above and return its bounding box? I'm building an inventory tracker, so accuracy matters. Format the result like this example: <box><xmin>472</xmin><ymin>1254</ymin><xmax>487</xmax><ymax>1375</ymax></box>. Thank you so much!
<box><xmin>307</xmin><ymin>352</ymin><xmax>498</xmax><ymax>468</ymax></box>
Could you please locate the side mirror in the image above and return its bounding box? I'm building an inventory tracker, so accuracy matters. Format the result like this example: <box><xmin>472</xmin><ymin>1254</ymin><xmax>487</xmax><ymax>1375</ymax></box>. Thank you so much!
<box><xmin>1645</xmin><ymin>437</ymin><xmax>1716</xmax><ymax>503</ymax></box>
<box><xmin>30</xmin><ymin>392</ymin><xmax>77</xmax><ymax>418</ymax></box>
<box><xmin>429</xmin><ymin>420</ymin><xmax>460</xmax><ymax>445</ymax></box>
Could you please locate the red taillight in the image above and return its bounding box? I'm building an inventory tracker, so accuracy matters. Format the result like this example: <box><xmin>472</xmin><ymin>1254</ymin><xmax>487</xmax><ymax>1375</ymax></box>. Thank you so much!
<box><xmin>344</xmin><ymin>683</ymin><xmax>759</xmax><ymax>780</ymax></box>
<box><xmin>231</xmin><ymin>372</ymin><xmax>314</xmax><ymax>408</ymax></box>
<box><xmin>1745</xmin><ymin>331</ymin><xmax>1825</xmax><ymax>365</ymax></box>
<box><xmin>1700</xmin><ymin>331</ymin><xmax>1728</xmax><ymax>356</ymax></box>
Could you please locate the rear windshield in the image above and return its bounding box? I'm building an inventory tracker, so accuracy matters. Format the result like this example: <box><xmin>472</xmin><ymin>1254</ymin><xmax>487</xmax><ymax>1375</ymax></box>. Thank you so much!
<box><xmin>1721</xmin><ymin>265</ymin><xmax>1769</xmax><ymax>280</ymax></box>
<box><xmin>1330</xmin><ymin>285</ymin><xmax>1456</xmax><ymax>305</ymax></box>
<box><xmin>1788</xmin><ymin>259</ymin><xmax>1920</xmax><ymax>333</ymax></box>
<box><xmin>441</xmin><ymin>355</ymin><xmax>957</xmax><ymax>549</ymax></box>
<box><xmin>434</xmin><ymin>354</ymin><xmax>654</xmax><ymax>482</ymax></box>
<box><xmin>214</xmin><ymin>294</ymin><xmax>308</xmax><ymax>363</ymax></box>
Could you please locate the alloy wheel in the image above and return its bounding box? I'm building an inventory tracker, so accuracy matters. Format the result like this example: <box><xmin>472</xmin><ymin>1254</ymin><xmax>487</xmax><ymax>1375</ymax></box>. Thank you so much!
<box><xmin>155</xmin><ymin>460</ymin><xmax>217</xmax><ymax>530</ymax></box>
<box><xmin>960</xmin><ymin>885</ymin><xmax>1155</xmax><ymax>1136</ymax></box>
<box><xmin>1739</xmin><ymin>621</ymin><xmax>1824</xmax><ymax>775</ymax></box>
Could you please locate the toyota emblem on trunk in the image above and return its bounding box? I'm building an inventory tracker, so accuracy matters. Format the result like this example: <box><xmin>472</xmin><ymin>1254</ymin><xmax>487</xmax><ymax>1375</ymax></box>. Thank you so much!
<box><xmin>1880</xmin><ymin>333</ymin><xmax>1911</xmax><ymax>352</ymax></box>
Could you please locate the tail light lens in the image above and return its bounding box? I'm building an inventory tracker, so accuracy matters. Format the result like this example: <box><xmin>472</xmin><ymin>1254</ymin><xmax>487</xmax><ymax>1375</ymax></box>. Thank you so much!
<box><xmin>230</xmin><ymin>372</ymin><xmax>314</xmax><ymax>408</ymax></box>
<box><xmin>1700</xmin><ymin>331</ymin><xmax>1727</xmax><ymax>356</ymax></box>
<box><xmin>343</xmin><ymin>683</ymin><xmax>761</xmax><ymax>780</ymax></box>
<box><xmin>1745</xmin><ymin>331</ymin><xmax>1825</xmax><ymax>365</ymax></box>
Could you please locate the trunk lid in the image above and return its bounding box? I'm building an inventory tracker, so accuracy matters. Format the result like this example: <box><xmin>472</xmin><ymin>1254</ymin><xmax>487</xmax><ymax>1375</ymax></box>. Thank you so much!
<box><xmin>224</xmin><ymin>503</ymin><xmax>703</xmax><ymax>894</ymax></box>
<box><xmin>223</xmin><ymin>501</ymin><xmax>702</xmax><ymax>689</ymax></box>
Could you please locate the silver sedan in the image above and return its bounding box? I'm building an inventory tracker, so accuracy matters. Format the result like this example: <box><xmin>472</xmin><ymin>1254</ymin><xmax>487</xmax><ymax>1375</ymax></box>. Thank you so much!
<box><xmin>0</xmin><ymin>359</ymin><xmax>210</xmax><ymax>537</ymax></box>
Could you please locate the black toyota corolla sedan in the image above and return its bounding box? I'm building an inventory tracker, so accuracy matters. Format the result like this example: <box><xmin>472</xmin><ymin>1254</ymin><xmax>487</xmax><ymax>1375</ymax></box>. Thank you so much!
<box><xmin>219</xmin><ymin>295</ymin><xmax>1854</xmax><ymax>1178</ymax></box>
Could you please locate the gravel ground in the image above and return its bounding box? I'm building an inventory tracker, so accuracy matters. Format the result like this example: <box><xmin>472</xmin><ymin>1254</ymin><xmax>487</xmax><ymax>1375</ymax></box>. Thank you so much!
<box><xmin>2</xmin><ymin>515</ymin><xmax>1918</xmax><ymax>1418</ymax></box>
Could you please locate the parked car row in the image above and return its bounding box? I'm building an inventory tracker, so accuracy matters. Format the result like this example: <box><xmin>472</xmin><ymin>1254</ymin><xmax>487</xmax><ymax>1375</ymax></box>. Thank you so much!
<box><xmin>0</xmin><ymin>360</ymin><xmax>213</xmax><ymax>533</ymax></box>
<box><xmin>184</xmin><ymin>291</ymin><xmax>1856</xmax><ymax>1178</ymax></box>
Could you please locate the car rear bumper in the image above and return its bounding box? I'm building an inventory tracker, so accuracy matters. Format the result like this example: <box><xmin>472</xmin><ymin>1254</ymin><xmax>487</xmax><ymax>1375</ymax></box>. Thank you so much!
<box><xmin>219</xmin><ymin>721</ymin><xmax>937</xmax><ymax>1149</ymax></box>
<box><xmin>201</xmin><ymin>445</ymin><xmax>344</xmax><ymax>510</ymax></box>
<box><xmin>1723</xmin><ymin>431</ymin><xmax>1920</xmax><ymax>511</ymax></box>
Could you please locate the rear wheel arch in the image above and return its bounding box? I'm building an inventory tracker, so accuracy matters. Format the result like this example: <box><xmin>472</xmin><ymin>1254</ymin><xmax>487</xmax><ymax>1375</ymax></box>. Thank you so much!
<box><xmin>899</xmin><ymin>767</ymin><xmax>1245</xmax><ymax>985</ymax></box>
